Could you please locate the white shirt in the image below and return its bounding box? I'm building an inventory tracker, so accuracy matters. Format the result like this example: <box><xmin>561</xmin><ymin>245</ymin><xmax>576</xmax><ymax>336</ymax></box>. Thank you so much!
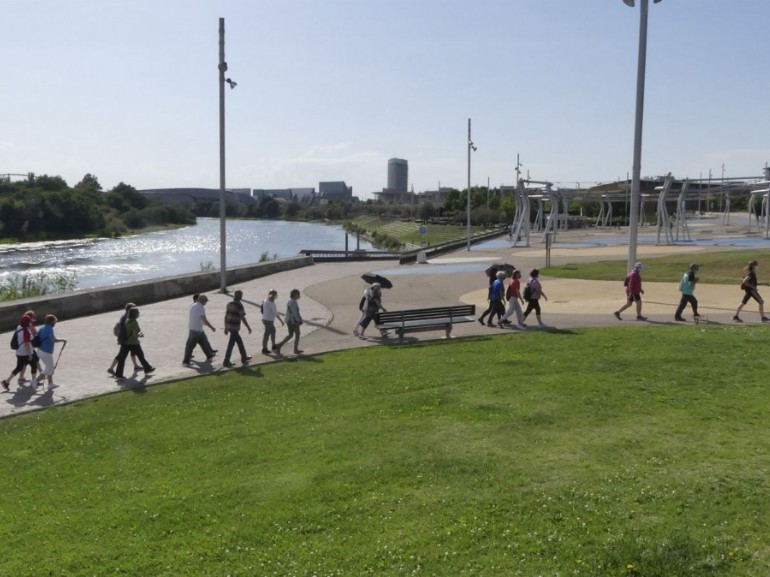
<box><xmin>262</xmin><ymin>299</ymin><xmax>279</xmax><ymax>322</ymax></box>
<box><xmin>188</xmin><ymin>302</ymin><xmax>207</xmax><ymax>331</ymax></box>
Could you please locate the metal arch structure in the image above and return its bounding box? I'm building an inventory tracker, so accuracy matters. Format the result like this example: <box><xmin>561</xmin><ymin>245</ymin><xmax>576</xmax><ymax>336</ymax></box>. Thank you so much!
<box><xmin>510</xmin><ymin>180</ymin><xmax>531</xmax><ymax>248</ymax></box>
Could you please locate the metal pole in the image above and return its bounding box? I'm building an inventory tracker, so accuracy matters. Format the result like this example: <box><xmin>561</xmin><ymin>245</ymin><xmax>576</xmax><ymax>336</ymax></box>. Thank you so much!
<box><xmin>626</xmin><ymin>0</ymin><xmax>651</xmax><ymax>274</ymax></box>
<box><xmin>466</xmin><ymin>118</ymin><xmax>471</xmax><ymax>251</ymax></box>
<box><xmin>218</xmin><ymin>17</ymin><xmax>228</xmax><ymax>293</ymax></box>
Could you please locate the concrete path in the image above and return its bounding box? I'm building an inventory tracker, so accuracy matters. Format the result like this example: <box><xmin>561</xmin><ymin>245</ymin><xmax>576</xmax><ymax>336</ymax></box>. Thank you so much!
<box><xmin>0</xmin><ymin>232</ymin><xmax>760</xmax><ymax>418</ymax></box>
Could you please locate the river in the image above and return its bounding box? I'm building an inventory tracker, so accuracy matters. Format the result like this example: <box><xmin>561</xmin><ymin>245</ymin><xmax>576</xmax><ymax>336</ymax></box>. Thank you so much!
<box><xmin>0</xmin><ymin>218</ymin><xmax>374</xmax><ymax>291</ymax></box>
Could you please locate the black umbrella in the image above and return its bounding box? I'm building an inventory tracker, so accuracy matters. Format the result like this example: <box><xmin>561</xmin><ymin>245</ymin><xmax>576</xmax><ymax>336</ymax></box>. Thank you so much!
<box><xmin>361</xmin><ymin>273</ymin><xmax>393</xmax><ymax>289</ymax></box>
<box><xmin>485</xmin><ymin>263</ymin><xmax>515</xmax><ymax>277</ymax></box>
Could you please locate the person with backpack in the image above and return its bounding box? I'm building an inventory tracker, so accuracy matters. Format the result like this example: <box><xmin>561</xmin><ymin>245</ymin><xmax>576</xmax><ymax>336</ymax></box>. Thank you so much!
<box><xmin>35</xmin><ymin>314</ymin><xmax>67</xmax><ymax>390</ymax></box>
<box><xmin>613</xmin><ymin>262</ymin><xmax>647</xmax><ymax>321</ymax></box>
<box><xmin>107</xmin><ymin>303</ymin><xmax>140</xmax><ymax>376</ymax></box>
<box><xmin>2</xmin><ymin>312</ymin><xmax>40</xmax><ymax>393</ymax></box>
<box><xmin>675</xmin><ymin>264</ymin><xmax>700</xmax><ymax>322</ymax></box>
<box><xmin>500</xmin><ymin>269</ymin><xmax>525</xmax><ymax>329</ymax></box>
<box><xmin>114</xmin><ymin>307</ymin><xmax>155</xmax><ymax>379</ymax></box>
<box><xmin>733</xmin><ymin>260</ymin><xmax>770</xmax><ymax>323</ymax></box>
<box><xmin>520</xmin><ymin>269</ymin><xmax>548</xmax><ymax>328</ymax></box>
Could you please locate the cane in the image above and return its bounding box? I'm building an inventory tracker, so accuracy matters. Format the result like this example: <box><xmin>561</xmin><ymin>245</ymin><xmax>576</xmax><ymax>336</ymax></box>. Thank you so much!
<box><xmin>54</xmin><ymin>341</ymin><xmax>67</xmax><ymax>369</ymax></box>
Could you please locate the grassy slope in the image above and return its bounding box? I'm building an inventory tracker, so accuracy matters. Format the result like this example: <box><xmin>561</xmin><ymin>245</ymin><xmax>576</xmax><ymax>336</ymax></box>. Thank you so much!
<box><xmin>1</xmin><ymin>327</ymin><xmax>769</xmax><ymax>576</ymax></box>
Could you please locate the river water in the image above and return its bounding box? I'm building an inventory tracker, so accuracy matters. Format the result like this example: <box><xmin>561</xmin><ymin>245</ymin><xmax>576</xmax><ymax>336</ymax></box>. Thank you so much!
<box><xmin>0</xmin><ymin>218</ymin><xmax>374</xmax><ymax>291</ymax></box>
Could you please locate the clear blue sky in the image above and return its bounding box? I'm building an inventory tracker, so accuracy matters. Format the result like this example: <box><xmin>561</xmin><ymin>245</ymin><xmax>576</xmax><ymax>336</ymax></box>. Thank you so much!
<box><xmin>2</xmin><ymin>0</ymin><xmax>769</xmax><ymax>198</ymax></box>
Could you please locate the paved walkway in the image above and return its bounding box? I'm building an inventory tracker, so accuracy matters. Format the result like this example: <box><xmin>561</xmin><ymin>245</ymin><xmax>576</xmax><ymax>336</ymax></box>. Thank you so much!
<box><xmin>0</xmin><ymin>232</ymin><xmax>759</xmax><ymax>418</ymax></box>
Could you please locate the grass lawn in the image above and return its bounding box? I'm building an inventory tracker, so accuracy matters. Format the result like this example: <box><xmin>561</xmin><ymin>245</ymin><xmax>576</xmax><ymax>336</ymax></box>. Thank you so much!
<box><xmin>545</xmin><ymin>248</ymin><xmax>770</xmax><ymax>285</ymax></box>
<box><xmin>2</xmin><ymin>327</ymin><xmax>770</xmax><ymax>576</ymax></box>
<box><xmin>351</xmin><ymin>216</ymin><xmax>491</xmax><ymax>246</ymax></box>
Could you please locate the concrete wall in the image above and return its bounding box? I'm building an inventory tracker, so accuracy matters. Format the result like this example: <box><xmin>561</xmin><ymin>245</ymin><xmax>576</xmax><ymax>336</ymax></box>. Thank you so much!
<box><xmin>0</xmin><ymin>256</ymin><xmax>313</xmax><ymax>328</ymax></box>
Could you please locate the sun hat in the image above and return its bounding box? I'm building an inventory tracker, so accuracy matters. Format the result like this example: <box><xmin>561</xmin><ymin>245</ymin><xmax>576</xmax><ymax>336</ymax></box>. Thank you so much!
<box><xmin>634</xmin><ymin>262</ymin><xmax>644</xmax><ymax>270</ymax></box>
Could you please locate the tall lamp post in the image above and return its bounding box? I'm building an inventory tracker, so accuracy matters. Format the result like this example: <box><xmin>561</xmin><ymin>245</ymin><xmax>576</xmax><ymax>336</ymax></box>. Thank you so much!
<box><xmin>623</xmin><ymin>0</ymin><xmax>662</xmax><ymax>273</ymax></box>
<box><xmin>466</xmin><ymin>118</ymin><xmax>477</xmax><ymax>251</ymax></box>
<box><xmin>218</xmin><ymin>17</ymin><xmax>228</xmax><ymax>293</ymax></box>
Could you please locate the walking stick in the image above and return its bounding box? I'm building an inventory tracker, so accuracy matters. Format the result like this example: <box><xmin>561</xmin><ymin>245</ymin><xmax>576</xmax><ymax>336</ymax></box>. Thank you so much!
<box><xmin>54</xmin><ymin>341</ymin><xmax>67</xmax><ymax>369</ymax></box>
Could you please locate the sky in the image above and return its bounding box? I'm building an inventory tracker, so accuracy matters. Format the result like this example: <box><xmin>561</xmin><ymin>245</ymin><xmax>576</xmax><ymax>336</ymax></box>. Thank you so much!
<box><xmin>2</xmin><ymin>0</ymin><xmax>770</xmax><ymax>199</ymax></box>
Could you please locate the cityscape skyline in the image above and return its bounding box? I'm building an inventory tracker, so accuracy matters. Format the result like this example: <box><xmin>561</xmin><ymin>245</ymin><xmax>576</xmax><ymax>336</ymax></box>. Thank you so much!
<box><xmin>2</xmin><ymin>1</ymin><xmax>769</xmax><ymax>199</ymax></box>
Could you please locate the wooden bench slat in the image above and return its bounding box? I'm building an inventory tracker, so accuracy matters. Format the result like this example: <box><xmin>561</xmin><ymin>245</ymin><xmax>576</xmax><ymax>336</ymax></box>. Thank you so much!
<box><xmin>374</xmin><ymin>305</ymin><xmax>476</xmax><ymax>342</ymax></box>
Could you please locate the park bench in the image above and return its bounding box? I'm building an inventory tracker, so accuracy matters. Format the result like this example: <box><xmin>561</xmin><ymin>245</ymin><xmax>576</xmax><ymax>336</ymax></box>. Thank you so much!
<box><xmin>375</xmin><ymin>304</ymin><xmax>476</xmax><ymax>342</ymax></box>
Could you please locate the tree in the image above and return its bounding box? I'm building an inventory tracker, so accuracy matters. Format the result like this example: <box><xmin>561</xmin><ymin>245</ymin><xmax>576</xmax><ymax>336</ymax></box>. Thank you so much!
<box><xmin>418</xmin><ymin>202</ymin><xmax>436</xmax><ymax>221</ymax></box>
<box><xmin>74</xmin><ymin>173</ymin><xmax>102</xmax><ymax>194</ymax></box>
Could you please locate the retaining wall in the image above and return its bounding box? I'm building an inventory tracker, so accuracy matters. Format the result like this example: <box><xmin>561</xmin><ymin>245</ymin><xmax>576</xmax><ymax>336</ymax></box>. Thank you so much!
<box><xmin>0</xmin><ymin>256</ymin><xmax>313</xmax><ymax>328</ymax></box>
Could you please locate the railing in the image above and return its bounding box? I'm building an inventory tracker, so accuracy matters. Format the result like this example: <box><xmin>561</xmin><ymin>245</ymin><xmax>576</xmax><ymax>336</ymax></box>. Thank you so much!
<box><xmin>399</xmin><ymin>228</ymin><xmax>508</xmax><ymax>264</ymax></box>
<box><xmin>299</xmin><ymin>249</ymin><xmax>400</xmax><ymax>262</ymax></box>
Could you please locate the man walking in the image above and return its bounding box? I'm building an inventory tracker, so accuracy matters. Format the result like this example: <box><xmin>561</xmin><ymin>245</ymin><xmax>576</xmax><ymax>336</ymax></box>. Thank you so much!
<box><xmin>183</xmin><ymin>294</ymin><xmax>217</xmax><ymax>366</ymax></box>
<box><xmin>223</xmin><ymin>290</ymin><xmax>252</xmax><ymax>367</ymax></box>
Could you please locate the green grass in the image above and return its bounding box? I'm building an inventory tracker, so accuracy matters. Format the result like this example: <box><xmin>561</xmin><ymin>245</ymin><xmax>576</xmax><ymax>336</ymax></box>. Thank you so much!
<box><xmin>545</xmin><ymin>248</ymin><xmax>770</xmax><ymax>285</ymax></box>
<box><xmin>2</xmin><ymin>327</ymin><xmax>770</xmax><ymax>575</ymax></box>
<box><xmin>352</xmin><ymin>216</ymin><xmax>490</xmax><ymax>245</ymax></box>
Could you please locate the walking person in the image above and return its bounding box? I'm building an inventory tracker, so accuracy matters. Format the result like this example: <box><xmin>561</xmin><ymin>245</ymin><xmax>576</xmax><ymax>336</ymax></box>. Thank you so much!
<box><xmin>107</xmin><ymin>303</ymin><xmax>140</xmax><ymax>375</ymax></box>
<box><xmin>521</xmin><ymin>269</ymin><xmax>548</xmax><ymax>328</ymax></box>
<box><xmin>675</xmin><ymin>264</ymin><xmax>700</xmax><ymax>322</ymax></box>
<box><xmin>9</xmin><ymin>310</ymin><xmax>38</xmax><ymax>386</ymax></box>
<box><xmin>261</xmin><ymin>289</ymin><xmax>284</xmax><ymax>355</ymax></box>
<box><xmin>355</xmin><ymin>283</ymin><xmax>388</xmax><ymax>339</ymax></box>
<box><xmin>353</xmin><ymin>285</ymin><xmax>374</xmax><ymax>337</ymax></box>
<box><xmin>477</xmin><ymin>266</ymin><xmax>498</xmax><ymax>326</ymax></box>
<box><xmin>35</xmin><ymin>314</ymin><xmax>67</xmax><ymax>390</ymax></box>
<box><xmin>2</xmin><ymin>312</ymin><xmax>40</xmax><ymax>392</ymax></box>
<box><xmin>276</xmin><ymin>289</ymin><xmax>303</xmax><ymax>355</ymax></box>
<box><xmin>733</xmin><ymin>260</ymin><xmax>770</xmax><ymax>323</ymax></box>
<box><xmin>182</xmin><ymin>294</ymin><xmax>217</xmax><ymax>366</ymax></box>
<box><xmin>222</xmin><ymin>290</ymin><xmax>252</xmax><ymax>367</ymax></box>
<box><xmin>500</xmin><ymin>270</ymin><xmax>525</xmax><ymax>328</ymax></box>
<box><xmin>613</xmin><ymin>262</ymin><xmax>647</xmax><ymax>321</ymax></box>
<box><xmin>114</xmin><ymin>307</ymin><xmax>155</xmax><ymax>379</ymax></box>
<box><xmin>488</xmin><ymin>271</ymin><xmax>507</xmax><ymax>327</ymax></box>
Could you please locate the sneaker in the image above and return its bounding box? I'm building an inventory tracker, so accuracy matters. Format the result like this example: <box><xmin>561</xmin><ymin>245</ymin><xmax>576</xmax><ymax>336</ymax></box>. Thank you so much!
<box><xmin>294</xmin><ymin>350</ymin><xmax>304</xmax><ymax>355</ymax></box>
<box><xmin>636</xmin><ymin>316</ymin><xmax>647</xmax><ymax>321</ymax></box>
<box><xmin>517</xmin><ymin>323</ymin><xmax>527</xmax><ymax>330</ymax></box>
<box><xmin>182</xmin><ymin>360</ymin><xmax>192</xmax><ymax>366</ymax></box>
<box><xmin>1</xmin><ymin>380</ymin><xmax>9</xmax><ymax>392</ymax></box>
<box><xmin>48</xmin><ymin>383</ymin><xmax>58</xmax><ymax>390</ymax></box>
<box><xmin>380</xmin><ymin>331</ymin><xmax>390</xmax><ymax>338</ymax></box>
<box><xmin>353</xmin><ymin>330</ymin><xmax>360</xmax><ymax>336</ymax></box>
<box><xmin>30</xmin><ymin>379</ymin><xmax>38</xmax><ymax>393</ymax></box>
<box><xmin>209</xmin><ymin>349</ymin><xmax>218</xmax><ymax>355</ymax></box>
<box><xmin>107</xmin><ymin>368</ymin><xmax>115</xmax><ymax>375</ymax></box>
<box><xmin>733</xmin><ymin>316</ymin><xmax>743</xmax><ymax>323</ymax></box>
<box><xmin>222</xmin><ymin>361</ymin><xmax>235</xmax><ymax>367</ymax></box>
<box><xmin>144</xmin><ymin>367</ymin><xmax>156</xmax><ymax>374</ymax></box>
<box><xmin>538</xmin><ymin>323</ymin><xmax>547</xmax><ymax>328</ymax></box>
<box><xmin>613</xmin><ymin>311</ymin><xmax>622</xmax><ymax>321</ymax></box>
<box><xmin>241</xmin><ymin>356</ymin><xmax>252</xmax><ymax>364</ymax></box>
<box><xmin>674</xmin><ymin>317</ymin><xmax>687</xmax><ymax>322</ymax></box>
<box><xmin>272</xmin><ymin>346</ymin><xmax>278</xmax><ymax>352</ymax></box>
<box><xmin>693</xmin><ymin>313</ymin><xmax>701</xmax><ymax>318</ymax></box>
<box><xmin>133</xmin><ymin>366</ymin><xmax>142</xmax><ymax>371</ymax></box>
<box><xmin>261</xmin><ymin>349</ymin><xmax>272</xmax><ymax>355</ymax></box>
<box><xmin>477</xmin><ymin>318</ymin><xmax>485</xmax><ymax>326</ymax></box>
<box><xmin>205</xmin><ymin>354</ymin><xmax>216</xmax><ymax>362</ymax></box>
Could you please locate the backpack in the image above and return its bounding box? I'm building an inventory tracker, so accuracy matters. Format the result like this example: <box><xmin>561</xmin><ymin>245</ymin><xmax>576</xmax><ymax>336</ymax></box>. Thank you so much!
<box><xmin>623</xmin><ymin>275</ymin><xmax>630</xmax><ymax>287</ymax></box>
<box><xmin>523</xmin><ymin>283</ymin><xmax>532</xmax><ymax>301</ymax></box>
<box><xmin>10</xmin><ymin>328</ymin><xmax>19</xmax><ymax>350</ymax></box>
<box><xmin>114</xmin><ymin>319</ymin><xmax>127</xmax><ymax>344</ymax></box>
<box><xmin>740</xmin><ymin>275</ymin><xmax>753</xmax><ymax>291</ymax></box>
<box><xmin>31</xmin><ymin>334</ymin><xmax>41</xmax><ymax>348</ymax></box>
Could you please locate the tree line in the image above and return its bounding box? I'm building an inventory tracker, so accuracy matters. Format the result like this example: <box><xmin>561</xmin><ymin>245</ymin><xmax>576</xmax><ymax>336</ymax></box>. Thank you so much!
<box><xmin>0</xmin><ymin>174</ymin><xmax>196</xmax><ymax>241</ymax></box>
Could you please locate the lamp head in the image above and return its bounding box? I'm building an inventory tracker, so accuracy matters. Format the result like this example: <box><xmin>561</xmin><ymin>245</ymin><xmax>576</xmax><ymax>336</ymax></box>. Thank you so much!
<box><xmin>225</xmin><ymin>78</ymin><xmax>238</xmax><ymax>89</ymax></box>
<box><xmin>623</xmin><ymin>0</ymin><xmax>634</xmax><ymax>6</ymax></box>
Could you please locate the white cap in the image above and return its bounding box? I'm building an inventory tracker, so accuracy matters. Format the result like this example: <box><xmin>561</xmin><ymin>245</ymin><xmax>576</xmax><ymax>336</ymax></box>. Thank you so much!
<box><xmin>634</xmin><ymin>262</ymin><xmax>644</xmax><ymax>270</ymax></box>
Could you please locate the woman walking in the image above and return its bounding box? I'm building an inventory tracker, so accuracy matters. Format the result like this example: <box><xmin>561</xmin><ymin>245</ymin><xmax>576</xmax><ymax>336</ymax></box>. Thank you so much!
<box><xmin>733</xmin><ymin>260</ymin><xmax>770</xmax><ymax>323</ymax></box>
<box><xmin>521</xmin><ymin>269</ymin><xmax>548</xmax><ymax>328</ymax></box>
<box><xmin>500</xmin><ymin>270</ymin><xmax>525</xmax><ymax>328</ymax></box>
<box><xmin>355</xmin><ymin>283</ymin><xmax>388</xmax><ymax>339</ymax></box>
<box><xmin>35</xmin><ymin>314</ymin><xmax>67</xmax><ymax>390</ymax></box>
<box><xmin>114</xmin><ymin>307</ymin><xmax>156</xmax><ymax>379</ymax></box>
<box><xmin>2</xmin><ymin>312</ymin><xmax>40</xmax><ymax>392</ymax></box>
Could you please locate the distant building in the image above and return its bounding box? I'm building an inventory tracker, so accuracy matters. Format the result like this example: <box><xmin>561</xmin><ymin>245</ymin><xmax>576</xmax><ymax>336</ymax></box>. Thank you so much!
<box><xmin>387</xmin><ymin>158</ymin><xmax>408</xmax><ymax>193</ymax></box>
<box><xmin>318</xmin><ymin>181</ymin><xmax>352</xmax><ymax>201</ymax></box>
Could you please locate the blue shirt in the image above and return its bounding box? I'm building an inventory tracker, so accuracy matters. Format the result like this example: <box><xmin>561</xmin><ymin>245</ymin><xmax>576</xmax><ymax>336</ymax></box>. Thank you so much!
<box><xmin>37</xmin><ymin>324</ymin><xmax>55</xmax><ymax>354</ymax></box>
<box><xmin>491</xmin><ymin>278</ymin><xmax>505</xmax><ymax>301</ymax></box>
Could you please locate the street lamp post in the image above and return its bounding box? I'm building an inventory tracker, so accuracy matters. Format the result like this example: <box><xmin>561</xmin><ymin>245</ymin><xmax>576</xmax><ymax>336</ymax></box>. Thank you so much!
<box><xmin>466</xmin><ymin>118</ymin><xmax>477</xmax><ymax>251</ymax></box>
<box><xmin>623</xmin><ymin>0</ymin><xmax>661</xmax><ymax>273</ymax></box>
<box><xmin>218</xmin><ymin>17</ymin><xmax>228</xmax><ymax>293</ymax></box>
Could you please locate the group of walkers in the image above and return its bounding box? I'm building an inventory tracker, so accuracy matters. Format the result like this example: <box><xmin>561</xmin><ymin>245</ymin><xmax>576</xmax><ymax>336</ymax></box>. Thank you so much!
<box><xmin>108</xmin><ymin>288</ymin><xmax>306</xmax><ymax>380</ymax></box>
<box><xmin>477</xmin><ymin>266</ymin><xmax>549</xmax><ymax>329</ymax></box>
<box><xmin>613</xmin><ymin>259</ymin><xmax>770</xmax><ymax>323</ymax></box>
<box><xmin>2</xmin><ymin>310</ymin><xmax>66</xmax><ymax>393</ymax></box>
